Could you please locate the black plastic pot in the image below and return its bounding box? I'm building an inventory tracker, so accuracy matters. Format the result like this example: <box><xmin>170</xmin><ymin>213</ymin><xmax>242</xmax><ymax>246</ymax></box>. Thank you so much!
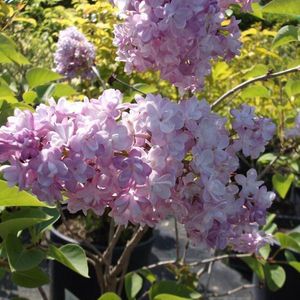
<box><xmin>49</xmin><ymin>226</ymin><xmax>155</xmax><ymax>300</ymax></box>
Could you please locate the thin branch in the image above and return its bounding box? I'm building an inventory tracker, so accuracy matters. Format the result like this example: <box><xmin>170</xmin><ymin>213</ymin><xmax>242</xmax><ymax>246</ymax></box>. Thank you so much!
<box><xmin>258</xmin><ymin>154</ymin><xmax>280</xmax><ymax>180</ymax></box>
<box><xmin>93</xmin><ymin>258</ymin><xmax>105</xmax><ymax>293</ymax></box>
<box><xmin>141</xmin><ymin>253</ymin><xmax>252</xmax><ymax>271</ymax></box>
<box><xmin>181</xmin><ymin>240</ymin><xmax>189</xmax><ymax>264</ymax></box>
<box><xmin>174</xmin><ymin>218</ymin><xmax>180</xmax><ymax>261</ymax></box>
<box><xmin>210</xmin><ymin>284</ymin><xmax>256</xmax><ymax>297</ymax></box>
<box><xmin>103</xmin><ymin>225</ymin><xmax>124</xmax><ymax>263</ymax></box>
<box><xmin>204</xmin><ymin>260</ymin><xmax>214</xmax><ymax>299</ymax></box>
<box><xmin>211</xmin><ymin>65</ymin><xmax>300</xmax><ymax>109</ymax></box>
<box><xmin>92</xmin><ymin>66</ymin><xmax>107</xmax><ymax>90</ymax></box>
<box><xmin>108</xmin><ymin>74</ymin><xmax>147</xmax><ymax>95</ymax></box>
<box><xmin>37</xmin><ymin>287</ymin><xmax>48</xmax><ymax>300</ymax></box>
<box><xmin>188</xmin><ymin>252</ymin><xmax>252</xmax><ymax>267</ymax></box>
<box><xmin>117</xmin><ymin>256</ymin><xmax>130</xmax><ymax>295</ymax></box>
<box><xmin>111</xmin><ymin>226</ymin><xmax>148</xmax><ymax>277</ymax></box>
<box><xmin>142</xmin><ymin>260</ymin><xmax>176</xmax><ymax>270</ymax></box>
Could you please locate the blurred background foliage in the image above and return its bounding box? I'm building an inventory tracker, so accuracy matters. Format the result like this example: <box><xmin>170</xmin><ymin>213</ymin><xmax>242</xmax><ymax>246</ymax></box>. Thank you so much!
<box><xmin>0</xmin><ymin>0</ymin><xmax>299</xmax><ymax>128</ymax></box>
<box><xmin>0</xmin><ymin>0</ymin><xmax>300</xmax><ymax>122</ymax></box>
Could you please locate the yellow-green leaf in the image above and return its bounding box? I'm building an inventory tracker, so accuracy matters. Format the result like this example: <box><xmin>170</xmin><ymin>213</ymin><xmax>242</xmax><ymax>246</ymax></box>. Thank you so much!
<box><xmin>0</xmin><ymin>180</ymin><xmax>47</xmax><ymax>207</ymax></box>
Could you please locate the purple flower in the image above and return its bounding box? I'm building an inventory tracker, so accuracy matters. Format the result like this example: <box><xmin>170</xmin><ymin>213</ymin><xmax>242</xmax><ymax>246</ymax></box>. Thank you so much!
<box><xmin>113</xmin><ymin>149</ymin><xmax>152</xmax><ymax>188</ymax></box>
<box><xmin>0</xmin><ymin>89</ymin><xmax>275</xmax><ymax>253</ymax></box>
<box><xmin>54</xmin><ymin>27</ymin><xmax>96</xmax><ymax>78</ymax></box>
<box><xmin>113</xmin><ymin>0</ymin><xmax>248</xmax><ymax>92</ymax></box>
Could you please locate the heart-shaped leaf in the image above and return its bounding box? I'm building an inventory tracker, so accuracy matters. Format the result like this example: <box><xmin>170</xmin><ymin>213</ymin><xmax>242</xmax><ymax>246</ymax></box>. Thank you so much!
<box><xmin>272</xmin><ymin>173</ymin><xmax>294</xmax><ymax>199</ymax></box>
<box><xmin>264</xmin><ymin>264</ymin><xmax>286</xmax><ymax>291</ymax></box>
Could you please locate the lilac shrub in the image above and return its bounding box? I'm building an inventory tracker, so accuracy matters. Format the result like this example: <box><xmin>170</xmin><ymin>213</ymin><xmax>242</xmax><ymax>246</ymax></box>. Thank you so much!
<box><xmin>54</xmin><ymin>27</ymin><xmax>96</xmax><ymax>78</ymax></box>
<box><xmin>0</xmin><ymin>90</ymin><xmax>275</xmax><ymax>253</ymax></box>
<box><xmin>112</xmin><ymin>0</ymin><xmax>255</xmax><ymax>93</ymax></box>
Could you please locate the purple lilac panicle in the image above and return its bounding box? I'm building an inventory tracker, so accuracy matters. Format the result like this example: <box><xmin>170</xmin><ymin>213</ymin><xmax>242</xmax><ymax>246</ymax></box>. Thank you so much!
<box><xmin>112</xmin><ymin>0</ymin><xmax>256</xmax><ymax>93</ymax></box>
<box><xmin>54</xmin><ymin>27</ymin><xmax>96</xmax><ymax>79</ymax></box>
<box><xmin>0</xmin><ymin>90</ymin><xmax>275</xmax><ymax>253</ymax></box>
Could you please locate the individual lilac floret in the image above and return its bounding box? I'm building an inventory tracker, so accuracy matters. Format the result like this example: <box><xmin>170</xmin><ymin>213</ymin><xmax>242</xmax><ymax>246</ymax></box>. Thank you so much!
<box><xmin>0</xmin><ymin>91</ymin><xmax>275</xmax><ymax>254</ymax></box>
<box><xmin>112</xmin><ymin>0</ymin><xmax>255</xmax><ymax>93</ymax></box>
<box><xmin>54</xmin><ymin>27</ymin><xmax>96</xmax><ymax>79</ymax></box>
<box><xmin>231</xmin><ymin>104</ymin><xmax>276</xmax><ymax>159</ymax></box>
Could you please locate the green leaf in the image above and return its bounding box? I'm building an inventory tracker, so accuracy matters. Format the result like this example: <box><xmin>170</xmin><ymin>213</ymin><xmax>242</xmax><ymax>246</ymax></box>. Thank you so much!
<box><xmin>243</xmin><ymin>64</ymin><xmax>269</xmax><ymax>79</ymax></box>
<box><xmin>132</xmin><ymin>83</ymin><xmax>158</xmax><ymax>94</ymax></box>
<box><xmin>272</xmin><ymin>173</ymin><xmax>294</xmax><ymax>199</ymax></box>
<box><xmin>22</xmin><ymin>91</ymin><xmax>38</xmax><ymax>104</ymax></box>
<box><xmin>0</xmin><ymin>34</ymin><xmax>28</xmax><ymax>65</ymax></box>
<box><xmin>48</xmin><ymin>244</ymin><xmax>89</xmax><ymax>278</ymax></box>
<box><xmin>264</xmin><ymin>264</ymin><xmax>286</xmax><ymax>291</ymax></box>
<box><xmin>0</xmin><ymin>84</ymin><xmax>15</xmax><ymax>99</ymax></box>
<box><xmin>251</xmin><ymin>2</ymin><xmax>263</xmax><ymax>19</ymax></box>
<box><xmin>259</xmin><ymin>244</ymin><xmax>271</xmax><ymax>260</ymax></box>
<box><xmin>289</xmin><ymin>232</ymin><xmax>300</xmax><ymax>243</ymax></box>
<box><xmin>13</xmin><ymin>17</ymin><xmax>37</xmax><ymax>27</ymax></box>
<box><xmin>0</xmin><ymin>51</ymin><xmax>12</xmax><ymax>64</ymax></box>
<box><xmin>0</xmin><ymin>209</ymin><xmax>51</xmax><ymax>238</ymax></box>
<box><xmin>26</xmin><ymin>68</ymin><xmax>62</xmax><ymax>89</ymax></box>
<box><xmin>52</xmin><ymin>83</ymin><xmax>77</xmax><ymax>98</ymax></box>
<box><xmin>98</xmin><ymin>293</ymin><xmax>121</xmax><ymax>300</ymax></box>
<box><xmin>262</xmin><ymin>0</ymin><xmax>300</xmax><ymax>16</ymax></box>
<box><xmin>212</xmin><ymin>61</ymin><xmax>232</xmax><ymax>80</ymax></box>
<box><xmin>5</xmin><ymin>234</ymin><xmax>45</xmax><ymax>271</ymax></box>
<box><xmin>263</xmin><ymin>213</ymin><xmax>276</xmax><ymax>229</ymax></box>
<box><xmin>257</xmin><ymin>153</ymin><xmax>277</xmax><ymax>164</ymax></box>
<box><xmin>138</xmin><ymin>268</ymin><xmax>157</xmax><ymax>283</ymax></box>
<box><xmin>0</xmin><ymin>100</ymin><xmax>13</xmax><ymax>125</ymax></box>
<box><xmin>125</xmin><ymin>272</ymin><xmax>143</xmax><ymax>300</ymax></box>
<box><xmin>275</xmin><ymin>232</ymin><xmax>300</xmax><ymax>253</ymax></box>
<box><xmin>242</xmin><ymin>257</ymin><xmax>265</xmax><ymax>281</ymax></box>
<box><xmin>284</xmin><ymin>251</ymin><xmax>300</xmax><ymax>272</ymax></box>
<box><xmin>272</xmin><ymin>25</ymin><xmax>300</xmax><ymax>49</ymax></box>
<box><xmin>0</xmin><ymin>180</ymin><xmax>47</xmax><ymax>207</ymax></box>
<box><xmin>0</xmin><ymin>33</ymin><xmax>16</xmax><ymax>48</ymax></box>
<box><xmin>149</xmin><ymin>280</ymin><xmax>201</xmax><ymax>300</ymax></box>
<box><xmin>12</xmin><ymin>267</ymin><xmax>49</xmax><ymax>288</ymax></box>
<box><xmin>240</xmin><ymin>85</ymin><xmax>270</xmax><ymax>99</ymax></box>
<box><xmin>35</xmin><ymin>207</ymin><xmax>60</xmax><ymax>233</ymax></box>
<box><xmin>285</xmin><ymin>80</ymin><xmax>300</xmax><ymax>98</ymax></box>
<box><xmin>0</xmin><ymin>43</ymin><xmax>29</xmax><ymax>65</ymax></box>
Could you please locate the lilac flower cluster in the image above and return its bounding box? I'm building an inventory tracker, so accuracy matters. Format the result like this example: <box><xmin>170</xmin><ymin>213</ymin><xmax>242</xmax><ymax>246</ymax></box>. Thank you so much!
<box><xmin>231</xmin><ymin>105</ymin><xmax>276</xmax><ymax>159</ymax></box>
<box><xmin>54</xmin><ymin>27</ymin><xmax>96</xmax><ymax>78</ymax></box>
<box><xmin>112</xmin><ymin>0</ymin><xmax>255</xmax><ymax>93</ymax></box>
<box><xmin>0</xmin><ymin>91</ymin><xmax>275</xmax><ymax>252</ymax></box>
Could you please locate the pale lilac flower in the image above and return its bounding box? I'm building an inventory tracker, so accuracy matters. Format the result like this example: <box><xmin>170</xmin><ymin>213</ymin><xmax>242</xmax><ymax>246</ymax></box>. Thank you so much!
<box><xmin>113</xmin><ymin>0</ymin><xmax>250</xmax><ymax>92</ymax></box>
<box><xmin>0</xmin><ymin>90</ymin><xmax>275</xmax><ymax>253</ymax></box>
<box><xmin>231</xmin><ymin>104</ymin><xmax>275</xmax><ymax>159</ymax></box>
<box><xmin>54</xmin><ymin>27</ymin><xmax>96</xmax><ymax>78</ymax></box>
